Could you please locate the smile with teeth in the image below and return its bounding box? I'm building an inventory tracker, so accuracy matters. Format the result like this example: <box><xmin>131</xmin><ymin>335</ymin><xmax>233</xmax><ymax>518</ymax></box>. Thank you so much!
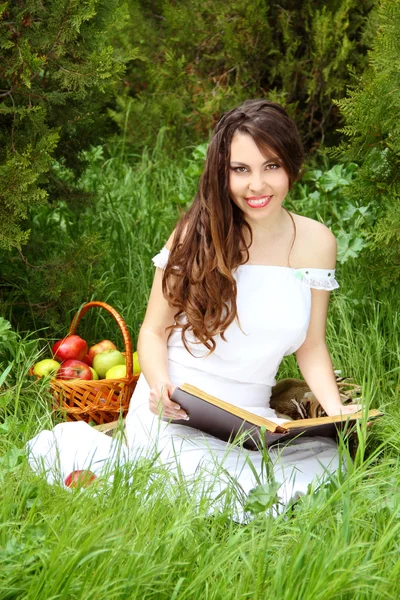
<box><xmin>245</xmin><ymin>195</ymin><xmax>272</xmax><ymax>208</ymax></box>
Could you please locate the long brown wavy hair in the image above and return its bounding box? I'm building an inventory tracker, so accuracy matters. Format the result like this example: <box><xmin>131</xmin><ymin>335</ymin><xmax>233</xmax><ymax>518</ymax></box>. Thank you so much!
<box><xmin>163</xmin><ymin>99</ymin><xmax>304</xmax><ymax>355</ymax></box>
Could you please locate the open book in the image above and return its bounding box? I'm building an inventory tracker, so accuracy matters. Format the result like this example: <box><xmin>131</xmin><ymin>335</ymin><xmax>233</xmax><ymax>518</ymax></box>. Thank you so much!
<box><xmin>170</xmin><ymin>383</ymin><xmax>383</xmax><ymax>451</ymax></box>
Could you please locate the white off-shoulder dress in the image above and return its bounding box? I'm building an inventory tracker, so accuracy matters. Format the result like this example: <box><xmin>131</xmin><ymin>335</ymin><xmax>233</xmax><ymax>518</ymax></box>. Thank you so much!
<box><xmin>124</xmin><ymin>248</ymin><xmax>341</xmax><ymax>509</ymax></box>
<box><xmin>27</xmin><ymin>247</ymin><xmax>342</xmax><ymax>518</ymax></box>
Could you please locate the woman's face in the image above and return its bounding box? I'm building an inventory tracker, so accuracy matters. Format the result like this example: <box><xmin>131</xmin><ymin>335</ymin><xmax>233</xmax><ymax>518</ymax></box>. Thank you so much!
<box><xmin>228</xmin><ymin>132</ymin><xmax>290</xmax><ymax>224</ymax></box>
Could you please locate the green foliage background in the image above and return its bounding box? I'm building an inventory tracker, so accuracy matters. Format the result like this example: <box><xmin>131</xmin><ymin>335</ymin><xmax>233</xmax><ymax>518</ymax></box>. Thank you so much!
<box><xmin>112</xmin><ymin>0</ymin><xmax>375</xmax><ymax>150</ymax></box>
<box><xmin>0</xmin><ymin>0</ymin><xmax>133</xmax><ymax>251</ymax></box>
<box><xmin>0</xmin><ymin>3</ymin><xmax>400</xmax><ymax>596</ymax></box>
<box><xmin>333</xmin><ymin>0</ymin><xmax>400</xmax><ymax>283</ymax></box>
<box><xmin>0</xmin><ymin>0</ymin><xmax>399</xmax><ymax>334</ymax></box>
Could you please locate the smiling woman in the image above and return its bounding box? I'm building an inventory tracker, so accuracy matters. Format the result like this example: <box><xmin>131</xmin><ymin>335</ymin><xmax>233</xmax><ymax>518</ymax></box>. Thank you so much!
<box><xmin>229</xmin><ymin>134</ymin><xmax>290</xmax><ymax>219</ymax></box>
<box><xmin>123</xmin><ymin>100</ymin><xmax>361</xmax><ymax>510</ymax></box>
<box><xmin>28</xmin><ymin>100</ymin><xmax>361</xmax><ymax>520</ymax></box>
<box><xmin>159</xmin><ymin>100</ymin><xmax>305</xmax><ymax>352</ymax></box>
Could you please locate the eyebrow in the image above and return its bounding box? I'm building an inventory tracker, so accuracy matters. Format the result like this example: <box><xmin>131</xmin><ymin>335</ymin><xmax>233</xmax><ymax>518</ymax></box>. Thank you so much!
<box><xmin>230</xmin><ymin>158</ymin><xmax>280</xmax><ymax>166</ymax></box>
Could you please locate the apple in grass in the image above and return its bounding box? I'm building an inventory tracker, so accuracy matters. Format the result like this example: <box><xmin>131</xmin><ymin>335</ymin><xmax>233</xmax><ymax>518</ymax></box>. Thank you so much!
<box><xmin>88</xmin><ymin>340</ymin><xmax>117</xmax><ymax>363</ymax></box>
<box><xmin>33</xmin><ymin>359</ymin><xmax>61</xmax><ymax>377</ymax></box>
<box><xmin>56</xmin><ymin>359</ymin><xmax>92</xmax><ymax>381</ymax></box>
<box><xmin>64</xmin><ymin>470</ymin><xmax>97</xmax><ymax>488</ymax></box>
<box><xmin>52</xmin><ymin>335</ymin><xmax>88</xmax><ymax>362</ymax></box>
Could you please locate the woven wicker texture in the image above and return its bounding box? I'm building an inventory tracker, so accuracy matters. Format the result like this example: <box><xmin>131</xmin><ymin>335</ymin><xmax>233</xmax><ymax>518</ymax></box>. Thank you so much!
<box><xmin>38</xmin><ymin>301</ymin><xmax>138</xmax><ymax>425</ymax></box>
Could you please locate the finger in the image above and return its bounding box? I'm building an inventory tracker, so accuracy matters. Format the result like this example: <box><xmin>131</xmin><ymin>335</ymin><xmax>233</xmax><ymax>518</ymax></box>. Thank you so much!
<box><xmin>344</xmin><ymin>404</ymin><xmax>362</xmax><ymax>414</ymax></box>
<box><xmin>149</xmin><ymin>387</ymin><xmax>179</xmax><ymax>409</ymax></box>
<box><xmin>149</xmin><ymin>397</ymin><xmax>188</xmax><ymax>420</ymax></box>
<box><xmin>162</xmin><ymin>406</ymin><xmax>189</xmax><ymax>420</ymax></box>
<box><xmin>149</xmin><ymin>393</ymin><xmax>168</xmax><ymax>414</ymax></box>
<box><xmin>165</xmin><ymin>400</ymin><xmax>181</xmax><ymax>411</ymax></box>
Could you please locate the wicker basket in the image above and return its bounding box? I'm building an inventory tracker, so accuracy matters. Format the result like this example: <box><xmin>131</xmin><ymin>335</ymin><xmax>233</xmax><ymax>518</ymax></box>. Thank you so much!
<box><xmin>32</xmin><ymin>301</ymin><xmax>139</xmax><ymax>425</ymax></box>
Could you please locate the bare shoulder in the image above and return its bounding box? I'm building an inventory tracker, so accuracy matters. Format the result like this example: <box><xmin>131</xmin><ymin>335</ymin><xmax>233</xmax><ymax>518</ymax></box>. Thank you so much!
<box><xmin>165</xmin><ymin>230</ymin><xmax>176</xmax><ymax>250</ymax></box>
<box><xmin>291</xmin><ymin>214</ymin><xmax>337</xmax><ymax>269</ymax></box>
<box><xmin>165</xmin><ymin>221</ymin><xmax>189</xmax><ymax>250</ymax></box>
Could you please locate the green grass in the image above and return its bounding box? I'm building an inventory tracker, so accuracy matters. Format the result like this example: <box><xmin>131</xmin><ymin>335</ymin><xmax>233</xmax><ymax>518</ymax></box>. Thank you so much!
<box><xmin>1</xmin><ymin>424</ymin><xmax>400</xmax><ymax>598</ymax></box>
<box><xmin>1</xmin><ymin>146</ymin><xmax>400</xmax><ymax>598</ymax></box>
<box><xmin>1</xmin><ymin>292</ymin><xmax>398</xmax><ymax>599</ymax></box>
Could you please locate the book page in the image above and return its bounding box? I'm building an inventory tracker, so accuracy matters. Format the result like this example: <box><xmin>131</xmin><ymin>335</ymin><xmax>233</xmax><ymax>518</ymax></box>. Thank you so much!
<box><xmin>282</xmin><ymin>409</ymin><xmax>383</xmax><ymax>429</ymax></box>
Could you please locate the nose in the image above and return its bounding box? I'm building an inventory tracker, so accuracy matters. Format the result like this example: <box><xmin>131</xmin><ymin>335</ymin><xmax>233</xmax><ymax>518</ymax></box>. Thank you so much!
<box><xmin>248</xmin><ymin>171</ymin><xmax>266</xmax><ymax>193</ymax></box>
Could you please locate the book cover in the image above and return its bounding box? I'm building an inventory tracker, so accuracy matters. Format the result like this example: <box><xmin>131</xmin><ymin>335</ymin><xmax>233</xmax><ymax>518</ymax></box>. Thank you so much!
<box><xmin>169</xmin><ymin>384</ymin><xmax>383</xmax><ymax>451</ymax></box>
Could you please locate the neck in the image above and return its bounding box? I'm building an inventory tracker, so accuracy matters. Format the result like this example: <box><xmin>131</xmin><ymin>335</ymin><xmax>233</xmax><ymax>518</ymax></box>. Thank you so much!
<box><xmin>245</xmin><ymin>207</ymin><xmax>292</xmax><ymax>244</ymax></box>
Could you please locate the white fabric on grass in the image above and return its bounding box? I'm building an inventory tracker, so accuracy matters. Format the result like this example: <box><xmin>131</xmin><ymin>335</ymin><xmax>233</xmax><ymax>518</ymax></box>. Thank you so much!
<box><xmin>27</xmin><ymin>248</ymin><xmax>341</xmax><ymax>519</ymax></box>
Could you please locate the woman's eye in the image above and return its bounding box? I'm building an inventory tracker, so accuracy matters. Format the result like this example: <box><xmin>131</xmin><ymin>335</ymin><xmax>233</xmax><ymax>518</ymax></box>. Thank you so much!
<box><xmin>230</xmin><ymin>164</ymin><xmax>280</xmax><ymax>173</ymax></box>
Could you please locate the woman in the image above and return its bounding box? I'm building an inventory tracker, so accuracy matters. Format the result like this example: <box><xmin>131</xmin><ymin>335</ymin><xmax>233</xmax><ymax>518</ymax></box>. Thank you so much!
<box><xmin>27</xmin><ymin>100</ymin><xmax>360</xmax><ymax>515</ymax></box>
<box><xmin>124</xmin><ymin>99</ymin><xmax>361</xmax><ymax>510</ymax></box>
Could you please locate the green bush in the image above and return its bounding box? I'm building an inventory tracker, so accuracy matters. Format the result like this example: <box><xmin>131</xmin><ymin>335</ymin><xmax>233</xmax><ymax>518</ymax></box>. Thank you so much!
<box><xmin>287</xmin><ymin>158</ymin><xmax>378</xmax><ymax>264</ymax></box>
<box><xmin>111</xmin><ymin>0</ymin><xmax>375</xmax><ymax>152</ymax></box>
<box><xmin>0</xmin><ymin>140</ymin><xmax>196</xmax><ymax>336</ymax></box>
<box><xmin>333</xmin><ymin>0</ymin><xmax>400</xmax><ymax>283</ymax></box>
<box><xmin>0</xmin><ymin>0</ymin><xmax>133</xmax><ymax>251</ymax></box>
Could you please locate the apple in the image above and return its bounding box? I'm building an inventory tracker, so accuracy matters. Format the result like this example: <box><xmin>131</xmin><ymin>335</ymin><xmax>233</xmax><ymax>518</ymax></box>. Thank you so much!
<box><xmin>52</xmin><ymin>335</ymin><xmax>88</xmax><ymax>362</ymax></box>
<box><xmin>56</xmin><ymin>359</ymin><xmax>92</xmax><ymax>381</ymax></box>
<box><xmin>88</xmin><ymin>340</ymin><xmax>117</xmax><ymax>363</ymax></box>
<box><xmin>64</xmin><ymin>470</ymin><xmax>97</xmax><ymax>488</ymax></box>
<box><xmin>132</xmin><ymin>351</ymin><xmax>141</xmax><ymax>375</ymax></box>
<box><xmin>33</xmin><ymin>358</ymin><xmax>61</xmax><ymax>377</ymax></box>
<box><xmin>89</xmin><ymin>367</ymin><xmax>99</xmax><ymax>380</ymax></box>
<box><xmin>93</xmin><ymin>350</ymin><xmax>125</xmax><ymax>379</ymax></box>
<box><xmin>105</xmin><ymin>364</ymin><xmax>126</xmax><ymax>379</ymax></box>
<box><xmin>82</xmin><ymin>353</ymin><xmax>92</xmax><ymax>367</ymax></box>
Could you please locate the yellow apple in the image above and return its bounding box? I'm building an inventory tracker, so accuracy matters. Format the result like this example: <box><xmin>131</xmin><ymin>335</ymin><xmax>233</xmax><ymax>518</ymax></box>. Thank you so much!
<box><xmin>105</xmin><ymin>364</ymin><xmax>127</xmax><ymax>379</ymax></box>
<box><xmin>33</xmin><ymin>359</ymin><xmax>61</xmax><ymax>377</ymax></box>
<box><xmin>133</xmin><ymin>351</ymin><xmax>141</xmax><ymax>375</ymax></box>
<box><xmin>89</xmin><ymin>367</ymin><xmax>99</xmax><ymax>380</ymax></box>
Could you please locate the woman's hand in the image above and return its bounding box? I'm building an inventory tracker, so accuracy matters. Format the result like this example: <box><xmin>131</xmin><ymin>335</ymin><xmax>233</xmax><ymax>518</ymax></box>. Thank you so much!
<box><xmin>326</xmin><ymin>403</ymin><xmax>362</xmax><ymax>417</ymax></box>
<box><xmin>149</xmin><ymin>381</ymin><xmax>189</xmax><ymax>420</ymax></box>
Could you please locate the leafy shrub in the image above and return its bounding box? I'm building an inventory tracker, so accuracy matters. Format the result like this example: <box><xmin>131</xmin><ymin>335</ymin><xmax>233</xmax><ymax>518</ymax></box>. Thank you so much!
<box><xmin>0</xmin><ymin>0</ymin><xmax>132</xmax><ymax>250</ymax></box>
<box><xmin>288</xmin><ymin>159</ymin><xmax>378</xmax><ymax>264</ymax></box>
<box><xmin>111</xmin><ymin>0</ymin><xmax>375</xmax><ymax>152</ymax></box>
<box><xmin>0</xmin><ymin>139</ymin><xmax>196</xmax><ymax>336</ymax></box>
<box><xmin>333</xmin><ymin>0</ymin><xmax>400</xmax><ymax>283</ymax></box>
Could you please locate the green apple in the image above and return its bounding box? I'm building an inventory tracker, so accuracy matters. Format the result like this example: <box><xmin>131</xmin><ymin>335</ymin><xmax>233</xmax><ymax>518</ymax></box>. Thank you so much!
<box><xmin>93</xmin><ymin>350</ymin><xmax>125</xmax><ymax>379</ymax></box>
<box><xmin>105</xmin><ymin>364</ymin><xmax>126</xmax><ymax>379</ymax></box>
<box><xmin>89</xmin><ymin>367</ymin><xmax>99</xmax><ymax>380</ymax></box>
<box><xmin>33</xmin><ymin>359</ymin><xmax>61</xmax><ymax>377</ymax></box>
<box><xmin>132</xmin><ymin>351</ymin><xmax>141</xmax><ymax>376</ymax></box>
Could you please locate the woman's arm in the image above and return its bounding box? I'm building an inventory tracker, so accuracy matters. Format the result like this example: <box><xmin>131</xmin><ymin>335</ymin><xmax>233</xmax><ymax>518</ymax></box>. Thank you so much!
<box><xmin>137</xmin><ymin>234</ymin><xmax>188</xmax><ymax>420</ymax></box>
<box><xmin>295</xmin><ymin>289</ymin><xmax>359</xmax><ymax>416</ymax></box>
<box><xmin>294</xmin><ymin>219</ymin><xmax>360</xmax><ymax>416</ymax></box>
<box><xmin>137</xmin><ymin>266</ymin><xmax>173</xmax><ymax>389</ymax></box>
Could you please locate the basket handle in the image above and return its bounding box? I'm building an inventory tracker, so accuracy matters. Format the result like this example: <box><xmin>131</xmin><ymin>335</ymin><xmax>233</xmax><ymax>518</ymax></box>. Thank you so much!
<box><xmin>68</xmin><ymin>301</ymin><xmax>133</xmax><ymax>378</ymax></box>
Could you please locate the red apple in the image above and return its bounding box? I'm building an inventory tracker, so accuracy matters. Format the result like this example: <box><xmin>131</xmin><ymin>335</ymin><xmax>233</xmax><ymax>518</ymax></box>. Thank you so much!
<box><xmin>64</xmin><ymin>470</ymin><xmax>97</xmax><ymax>488</ymax></box>
<box><xmin>82</xmin><ymin>353</ymin><xmax>92</xmax><ymax>366</ymax></box>
<box><xmin>56</xmin><ymin>359</ymin><xmax>92</xmax><ymax>381</ymax></box>
<box><xmin>52</xmin><ymin>335</ymin><xmax>88</xmax><ymax>362</ymax></box>
<box><xmin>88</xmin><ymin>340</ymin><xmax>117</xmax><ymax>363</ymax></box>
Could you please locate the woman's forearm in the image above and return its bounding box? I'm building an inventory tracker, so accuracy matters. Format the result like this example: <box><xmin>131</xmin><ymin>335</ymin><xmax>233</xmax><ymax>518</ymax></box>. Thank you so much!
<box><xmin>137</xmin><ymin>327</ymin><xmax>171</xmax><ymax>389</ymax></box>
<box><xmin>295</xmin><ymin>342</ymin><xmax>344</xmax><ymax>416</ymax></box>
